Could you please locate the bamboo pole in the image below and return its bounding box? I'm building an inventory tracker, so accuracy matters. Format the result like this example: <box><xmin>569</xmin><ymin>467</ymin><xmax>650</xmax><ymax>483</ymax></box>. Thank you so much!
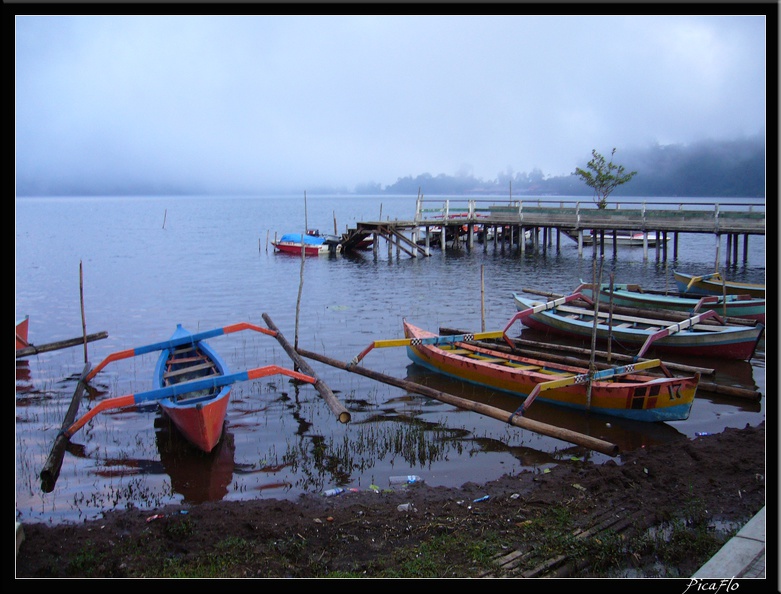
<box><xmin>40</xmin><ymin>363</ymin><xmax>92</xmax><ymax>492</ymax></box>
<box><xmin>79</xmin><ymin>261</ymin><xmax>88</xmax><ymax>362</ymax></box>
<box><xmin>295</xmin><ymin>192</ymin><xmax>308</xmax><ymax>351</ymax></box>
<box><xmin>16</xmin><ymin>332</ymin><xmax>109</xmax><ymax>359</ymax></box>
<box><xmin>607</xmin><ymin>272</ymin><xmax>614</xmax><ymax>362</ymax></box>
<box><xmin>480</xmin><ymin>265</ymin><xmax>486</xmax><ymax>332</ymax></box>
<box><xmin>295</xmin><ymin>347</ymin><xmax>619</xmax><ymax>457</ymax></box>
<box><xmin>262</xmin><ymin>313</ymin><xmax>350</xmax><ymax>423</ymax></box>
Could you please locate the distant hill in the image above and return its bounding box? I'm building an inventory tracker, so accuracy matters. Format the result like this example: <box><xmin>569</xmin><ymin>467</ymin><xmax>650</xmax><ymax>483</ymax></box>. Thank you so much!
<box><xmin>361</xmin><ymin>137</ymin><xmax>766</xmax><ymax>199</ymax></box>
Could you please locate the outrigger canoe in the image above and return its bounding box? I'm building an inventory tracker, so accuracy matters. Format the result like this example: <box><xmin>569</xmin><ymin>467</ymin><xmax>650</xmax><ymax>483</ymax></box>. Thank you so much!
<box><xmin>673</xmin><ymin>270</ymin><xmax>765</xmax><ymax>299</ymax></box>
<box><xmin>16</xmin><ymin>315</ymin><xmax>29</xmax><ymax>351</ymax></box>
<box><xmin>575</xmin><ymin>282</ymin><xmax>765</xmax><ymax>324</ymax></box>
<box><xmin>513</xmin><ymin>292</ymin><xmax>764</xmax><ymax>361</ymax></box>
<box><xmin>347</xmin><ymin>321</ymin><xmax>699</xmax><ymax>422</ymax></box>
<box><xmin>63</xmin><ymin>322</ymin><xmax>317</xmax><ymax>453</ymax></box>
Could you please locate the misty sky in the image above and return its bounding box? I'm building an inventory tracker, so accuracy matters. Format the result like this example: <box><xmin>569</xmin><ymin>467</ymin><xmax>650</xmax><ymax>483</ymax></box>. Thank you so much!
<box><xmin>15</xmin><ymin>15</ymin><xmax>767</xmax><ymax>196</ymax></box>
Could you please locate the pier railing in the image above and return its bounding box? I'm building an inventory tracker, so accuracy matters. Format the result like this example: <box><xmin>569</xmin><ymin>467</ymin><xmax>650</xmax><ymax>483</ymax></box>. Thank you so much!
<box><xmin>413</xmin><ymin>198</ymin><xmax>765</xmax><ymax>235</ymax></box>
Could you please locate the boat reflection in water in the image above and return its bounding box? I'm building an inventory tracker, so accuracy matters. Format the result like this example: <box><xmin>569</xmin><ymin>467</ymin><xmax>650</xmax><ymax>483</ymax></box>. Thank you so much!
<box><xmin>59</xmin><ymin>415</ymin><xmax>237</xmax><ymax>505</ymax></box>
<box><xmin>15</xmin><ymin>360</ymin><xmax>33</xmax><ymax>394</ymax></box>
<box><xmin>155</xmin><ymin>417</ymin><xmax>236</xmax><ymax>503</ymax></box>
<box><xmin>404</xmin><ymin>364</ymin><xmax>688</xmax><ymax>456</ymax></box>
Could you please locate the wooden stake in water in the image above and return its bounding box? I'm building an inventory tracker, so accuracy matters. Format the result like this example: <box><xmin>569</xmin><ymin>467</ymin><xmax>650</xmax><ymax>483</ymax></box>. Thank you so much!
<box><xmin>295</xmin><ymin>192</ymin><xmax>308</xmax><ymax>352</ymax></box>
<box><xmin>481</xmin><ymin>265</ymin><xmax>486</xmax><ymax>332</ymax></box>
<box><xmin>79</xmin><ymin>261</ymin><xmax>88</xmax><ymax>363</ymax></box>
<box><xmin>714</xmin><ymin>234</ymin><xmax>721</xmax><ymax>272</ymax></box>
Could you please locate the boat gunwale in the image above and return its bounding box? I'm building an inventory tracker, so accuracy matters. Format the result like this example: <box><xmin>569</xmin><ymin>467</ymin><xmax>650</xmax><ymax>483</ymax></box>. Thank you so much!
<box><xmin>402</xmin><ymin>320</ymin><xmax>698</xmax><ymax>422</ymax></box>
<box><xmin>404</xmin><ymin>321</ymin><xmax>692</xmax><ymax>389</ymax></box>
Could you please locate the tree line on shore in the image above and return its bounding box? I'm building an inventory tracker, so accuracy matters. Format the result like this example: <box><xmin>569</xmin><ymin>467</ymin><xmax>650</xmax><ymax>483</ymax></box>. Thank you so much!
<box><xmin>355</xmin><ymin>136</ymin><xmax>765</xmax><ymax>198</ymax></box>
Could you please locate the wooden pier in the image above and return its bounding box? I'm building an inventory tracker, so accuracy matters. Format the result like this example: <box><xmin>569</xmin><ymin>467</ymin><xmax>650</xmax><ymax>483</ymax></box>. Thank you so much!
<box><xmin>339</xmin><ymin>197</ymin><xmax>765</xmax><ymax>264</ymax></box>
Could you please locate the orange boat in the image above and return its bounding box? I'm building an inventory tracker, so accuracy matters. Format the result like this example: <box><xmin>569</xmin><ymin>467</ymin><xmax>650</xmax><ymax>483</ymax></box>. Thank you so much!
<box><xmin>16</xmin><ymin>315</ymin><xmax>29</xmax><ymax>351</ymax></box>
<box><xmin>346</xmin><ymin>319</ymin><xmax>699</xmax><ymax>422</ymax></box>
<box><xmin>397</xmin><ymin>321</ymin><xmax>699</xmax><ymax>422</ymax></box>
<box><xmin>64</xmin><ymin>322</ymin><xmax>316</xmax><ymax>453</ymax></box>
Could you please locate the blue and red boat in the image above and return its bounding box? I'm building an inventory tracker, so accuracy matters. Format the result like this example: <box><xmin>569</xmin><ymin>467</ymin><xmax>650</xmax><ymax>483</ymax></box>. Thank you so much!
<box><xmin>64</xmin><ymin>322</ymin><xmax>316</xmax><ymax>452</ymax></box>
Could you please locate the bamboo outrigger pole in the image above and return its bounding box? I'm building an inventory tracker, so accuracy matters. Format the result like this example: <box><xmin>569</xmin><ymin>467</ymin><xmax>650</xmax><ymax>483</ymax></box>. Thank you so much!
<box><xmin>263</xmin><ymin>313</ymin><xmax>351</xmax><ymax>424</ymax></box>
<box><xmin>296</xmin><ymin>347</ymin><xmax>618</xmax><ymax>457</ymax></box>
<box><xmin>16</xmin><ymin>332</ymin><xmax>108</xmax><ymax>359</ymax></box>
<box><xmin>40</xmin><ymin>363</ymin><xmax>92</xmax><ymax>492</ymax></box>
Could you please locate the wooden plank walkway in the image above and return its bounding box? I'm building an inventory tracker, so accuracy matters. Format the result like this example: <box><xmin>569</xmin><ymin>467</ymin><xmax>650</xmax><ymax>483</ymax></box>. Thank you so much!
<box><xmin>339</xmin><ymin>197</ymin><xmax>764</xmax><ymax>263</ymax></box>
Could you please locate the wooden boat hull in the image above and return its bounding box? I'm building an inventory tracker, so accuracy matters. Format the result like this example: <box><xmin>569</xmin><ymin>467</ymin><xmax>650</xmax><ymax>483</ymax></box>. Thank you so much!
<box><xmin>674</xmin><ymin>271</ymin><xmax>765</xmax><ymax>299</ymax></box>
<box><xmin>579</xmin><ymin>284</ymin><xmax>765</xmax><ymax>324</ymax></box>
<box><xmin>271</xmin><ymin>241</ymin><xmax>336</xmax><ymax>255</ymax></box>
<box><xmin>16</xmin><ymin>315</ymin><xmax>29</xmax><ymax>350</ymax></box>
<box><xmin>513</xmin><ymin>293</ymin><xmax>764</xmax><ymax>361</ymax></box>
<box><xmin>154</xmin><ymin>324</ymin><xmax>231</xmax><ymax>453</ymax></box>
<box><xmin>272</xmin><ymin>232</ymin><xmax>341</xmax><ymax>256</ymax></box>
<box><xmin>564</xmin><ymin>230</ymin><xmax>669</xmax><ymax>247</ymax></box>
<box><xmin>403</xmin><ymin>321</ymin><xmax>698</xmax><ymax>422</ymax></box>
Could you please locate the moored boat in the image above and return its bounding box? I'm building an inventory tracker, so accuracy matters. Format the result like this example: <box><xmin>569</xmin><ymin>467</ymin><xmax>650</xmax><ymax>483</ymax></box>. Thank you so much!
<box><xmin>63</xmin><ymin>322</ymin><xmax>317</xmax><ymax>453</ymax></box>
<box><xmin>271</xmin><ymin>229</ymin><xmax>341</xmax><ymax>256</ymax></box>
<box><xmin>512</xmin><ymin>292</ymin><xmax>764</xmax><ymax>361</ymax></box>
<box><xmin>16</xmin><ymin>315</ymin><xmax>30</xmax><ymax>351</ymax></box>
<box><xmin>400</xmin><ymin>321</ymin><xmax>698</xmax><ymax>422</ymax></box>
<box><xmin>575</xmin><ymin>282</ymin><xmax>765</xmax><ymax>324</ymax></box>
<box><xmin>153</xmin><ymin>324</ymin><xmax>233</xmax><ymax>452</ymax></box>
<box><xmin>674</xmin><ymin>270</ymin><xmax>765</xmax><ymax>299</ymax></box>
<box><xmin>563</xmin><ymin>229</ymin><xmax>669</xmax><ymax>247</ymax></box>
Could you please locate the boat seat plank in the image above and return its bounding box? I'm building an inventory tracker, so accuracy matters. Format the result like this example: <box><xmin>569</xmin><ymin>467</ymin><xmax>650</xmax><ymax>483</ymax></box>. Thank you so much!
<box><xmin>174</xmin><ymin>393</ymin><xmax>216</xmax><ymax>404</ymax></box>
<box><xmin>556</xmin><ymin>304</ymin><xmax>688</xmax><ymax>327</ymax></box>
<box><xmin>504</xmin><ymin>362</ymin><xmax>540</xmax><ymax>370</ymax></box>
<box><xmin>442</xmin><ymin>348</ymin><xmax>472</xmax><ymax>354</ymax></box>
<box><xmin>167</xmin><ymin>355</ymin><xmax>209</xmax><ymax>365</ymax></box>
<box><xmin>171</xmin><ymin>345</ymin><xmax>198</xmax><ymax>356</ymax></box>
<box><xmin>164</xmin><ymin>361</ymin><xmax>216</xmax><ymax>379</ymax></box>
<box><xmin>691</xmin><ymin>324</ymin><xmax>726</xmax><ymax>332</ymax></box>
<box><xmin>472</xmin><ymin>357</ymin><xmax>506</xmax><ymax>364</ymax></box>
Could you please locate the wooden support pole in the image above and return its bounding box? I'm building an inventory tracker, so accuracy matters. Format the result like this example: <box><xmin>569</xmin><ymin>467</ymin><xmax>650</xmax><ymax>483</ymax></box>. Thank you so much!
<box><xmin>296</xmin><ymin>347</ymin><xmax>619</xmax><ymax>457</ymax></box>
<box><xmin>79</xmin><ymin>261</ymin><xmax>88</xmax><ymax>362</ymax></box>
<box><xmin>262</xmin><ymin>313</ymin><xmax>350</xmax><ymax>424</ymax></box>
<box><xmin>40</xmin><ymin>363</ymin><xmax>92</xmax><ymax>492</ymax></box>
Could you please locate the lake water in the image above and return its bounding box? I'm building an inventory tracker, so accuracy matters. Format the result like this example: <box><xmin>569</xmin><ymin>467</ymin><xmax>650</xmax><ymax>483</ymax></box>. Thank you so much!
<box><xmin>15</xmin><ymin>194</ymin><xmax>766</xmax><ymax>525</ymax></box>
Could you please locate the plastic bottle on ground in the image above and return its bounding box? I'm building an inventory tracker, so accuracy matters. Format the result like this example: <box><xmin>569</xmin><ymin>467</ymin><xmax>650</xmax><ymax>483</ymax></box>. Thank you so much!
<box><xmin>389</xmin><ymin>475</ymin><xmax>423</xmax><ymax>485</ymax></box>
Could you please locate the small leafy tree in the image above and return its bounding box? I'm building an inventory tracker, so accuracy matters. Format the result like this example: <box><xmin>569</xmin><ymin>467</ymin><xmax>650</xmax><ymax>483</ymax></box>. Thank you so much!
<box><xmin>573</xmin><ymin>148</ymin><xmax>637</xmax><ymax>209</ymax></box>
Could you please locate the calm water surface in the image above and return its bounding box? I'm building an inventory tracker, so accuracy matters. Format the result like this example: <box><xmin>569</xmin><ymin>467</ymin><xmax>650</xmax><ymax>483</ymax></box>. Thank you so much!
<box><xmin>15</xmin><ymin>195</ymin><xmax>767</xmax><ymax>525</ymax></box>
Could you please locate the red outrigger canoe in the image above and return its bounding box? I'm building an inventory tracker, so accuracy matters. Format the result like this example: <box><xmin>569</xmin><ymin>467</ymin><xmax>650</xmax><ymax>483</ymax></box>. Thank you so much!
<box><xmin>64</xmin><ymin>322</ymin><xmax>316</xmax><ymax>453</ymax></box>
<box><xmin>16</xmin><ymin>315</ymin><xmax>30</xmax><ymax>351</ymax></box>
